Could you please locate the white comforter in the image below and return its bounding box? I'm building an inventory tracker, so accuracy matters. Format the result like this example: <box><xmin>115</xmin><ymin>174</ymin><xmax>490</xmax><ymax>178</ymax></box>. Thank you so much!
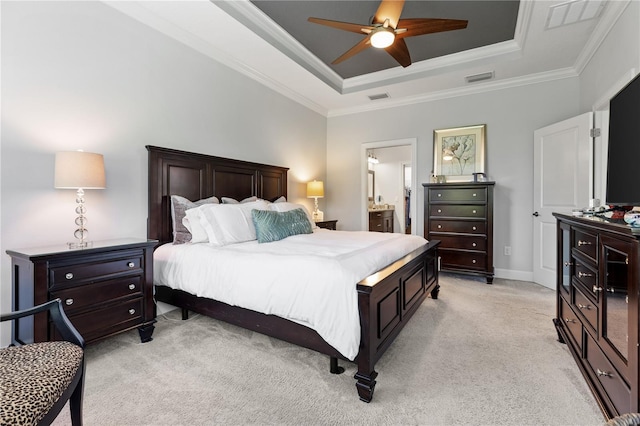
<box><xmin>154</xmin><ymin>229</ymin><xmax>428</xmax><ymax>360</ymax></box>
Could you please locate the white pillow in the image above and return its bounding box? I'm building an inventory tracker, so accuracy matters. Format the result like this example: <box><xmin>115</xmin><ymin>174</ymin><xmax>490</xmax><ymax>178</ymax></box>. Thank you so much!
<box><xmin>198</xmin><ymin>200</ymin><xmax>269</xmax><ymax>245</ymax></box>
<box><xmin>182</xmin><ymin>208</ymin><xmax>210</xmax><ymax>243</ymax></box>
<box><xmin>221</xmin><ymin>196</ymin><xmax>258</xmax><ymax>204</ymax></box>
<box><xmin>268</xmin><ymin>202</ymin><xmax>316</xmax><ymax>229</ymax></box>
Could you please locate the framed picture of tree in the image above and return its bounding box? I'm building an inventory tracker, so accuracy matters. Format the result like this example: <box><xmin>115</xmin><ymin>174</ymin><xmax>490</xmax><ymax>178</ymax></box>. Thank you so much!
<box><xmin>433</xmin><ymin>124</ymin><xmax>486</xmax><ymax>182</ymax></box>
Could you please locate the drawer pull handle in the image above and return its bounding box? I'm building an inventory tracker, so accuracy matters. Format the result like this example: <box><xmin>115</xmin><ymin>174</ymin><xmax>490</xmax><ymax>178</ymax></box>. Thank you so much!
<box><xmin>65</xmin><ymin>273</ymin><xmax>74</xmax><ymax>280</ymax></box>
<box><xmin>437</xmin><ymin>225</ymin><xmax>442</xmax><ymax>229</ymax></box>
<box><xmin>564</xmin><ymin>318</ymin><xmax>575</xmax><ymax>324</ymax></box>
<box><xmin>437</xmin><ymin>209</ymin><xmax>442</xmax><ymax>213</ymax></box>
<box><xmin>472</xmin><ymin>259</ymin><xmax>477</xmax><ymax>264</ymax></box>
<box><xmin>592</xmin><ymin>285</ymin><xmax>603</xmax><ymax>293</ymax></box>
<box><xmin>128</xmin><ymin>284</ymin><xmax>136</xmax><ymax>290</ymax></box>
<box><xmin>472</xmin><ymin>226</ymin><xmax>477</xmax><ymax>231</ymax></box>
<box><xmin>127</xmin><ymin>262</ymin><xmax>135</xmax><ymax>268</ymax></box>
<box><xmin>597</xmin><ymin>369</ymin><xmax>612</xmax><ymax>378</ymax></box>
<box><xmin>564</xmin><ymin>262</ymin><xmax>573</xmax><ymax>267</ymax></box>
<box><xmin>437</xmin><ymin>193</ymin><xmax>442</xmax><ymax>197</ymax></box>
<box><xmin>377</xmin><ymin>224</ymin><xmax>381</xmax><ymax>227</ymax></box>
<box><xmin>577</xmin><ymin>240</ymin><xmax>592</xmax><ymax>246</ymax></box>
<box><xmin>129</xmin><ymin>309</ymin><xmax>136</xmax><ymax>315</ymax></box>
<box><xmin>65</xmin><ymin>298</ymin><xmax>74</xmax><ymax>306</ymax></box>
<box><xmin>473</xmin><ymin>193</ymin><xmax>477</xmax><ymax>197</ymax></box>
<box><xmin>472</xmin><ymin>243</ymin><xmax>477</xmax><ymax>247</ymax></box>
<box><xmin>578</xmin><ymin>272</ymin><xmax>593</xmax><ymax>278</ymax></box>
<box><xmin>578</xmin><ymin>303</ymin><xmax>591</xmax><ymax>310</ymax></box>
<box><xmin>472</xmin><ymin>210</ymin><xmax>477</xmax><ymax>214</ymax></box>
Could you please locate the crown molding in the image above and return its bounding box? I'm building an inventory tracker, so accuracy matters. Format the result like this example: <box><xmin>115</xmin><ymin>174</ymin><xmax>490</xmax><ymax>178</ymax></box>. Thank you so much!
<box><xmin>328</xmin><ymin>67</ymin><xmax>579</xmax><ymax>117</ymax></box>
<box><xmin>573</xmin><ymin>0</ymin><xmax>631</xmax><ymax>75</ymax></box>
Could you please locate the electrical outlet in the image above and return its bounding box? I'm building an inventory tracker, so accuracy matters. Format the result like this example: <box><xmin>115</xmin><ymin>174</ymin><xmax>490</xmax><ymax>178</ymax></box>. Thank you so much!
<box><xmin>504</xmin><ymin>246</ymin><xmax>512</xmax><ymax>256</ymax></box>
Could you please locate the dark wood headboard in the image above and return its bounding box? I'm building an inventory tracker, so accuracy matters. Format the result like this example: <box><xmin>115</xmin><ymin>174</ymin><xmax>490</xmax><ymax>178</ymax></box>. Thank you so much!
<box><xmin>147</xmin><ymin>145</ymin><xmax>288</xmax><ymax>244</ymax></box>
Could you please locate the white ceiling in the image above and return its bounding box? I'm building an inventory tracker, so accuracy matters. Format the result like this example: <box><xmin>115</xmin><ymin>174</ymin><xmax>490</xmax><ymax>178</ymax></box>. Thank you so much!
<box><xmin>104</xmin><ymin>0</ymin><xmax>628</xmax><ymax>117</ymax></box>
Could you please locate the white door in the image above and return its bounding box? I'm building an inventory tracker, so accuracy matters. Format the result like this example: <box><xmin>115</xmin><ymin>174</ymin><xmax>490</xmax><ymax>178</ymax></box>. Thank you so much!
<box><xmin>533</xmin><ymin>113</ymin><xmax>592</xmax><ymax>289</ymax></box>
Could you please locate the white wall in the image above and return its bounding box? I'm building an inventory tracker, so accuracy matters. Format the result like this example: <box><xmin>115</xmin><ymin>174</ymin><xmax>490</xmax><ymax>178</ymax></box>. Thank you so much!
<box><xmin>0</xmin><ymin>1</ymin><xmax>326</xmax><ymax>345</ymax></box>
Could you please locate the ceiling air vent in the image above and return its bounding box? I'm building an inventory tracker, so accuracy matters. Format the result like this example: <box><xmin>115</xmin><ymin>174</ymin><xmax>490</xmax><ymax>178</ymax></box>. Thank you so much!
<box><xmin>465</xmin><ymin>71</ymin><xmax>494</xmax><ymax>83</ymax></box>
<box><xmin>368</xmin><ymin>93</ymin><xmax>390</xmax><ymax>101</ymax></box>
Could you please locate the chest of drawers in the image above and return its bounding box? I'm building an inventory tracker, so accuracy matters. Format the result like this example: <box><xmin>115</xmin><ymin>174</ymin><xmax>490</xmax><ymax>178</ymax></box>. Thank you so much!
<box><xmin>7</xmin><ymin>238</ymin><xmax>157</xmax><ymax>345</ymax></box>
<box><xmin>423</xmin><ymin>182</ymin><xmax>495</xmax><ymax>283</ymax></box>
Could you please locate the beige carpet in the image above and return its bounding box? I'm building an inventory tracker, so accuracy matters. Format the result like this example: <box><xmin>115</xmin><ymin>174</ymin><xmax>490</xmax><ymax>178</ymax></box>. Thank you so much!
<box><xmin>53</xmin><ymin>274</ymin><xmax>604</xmax><ymax>425</ymax></box>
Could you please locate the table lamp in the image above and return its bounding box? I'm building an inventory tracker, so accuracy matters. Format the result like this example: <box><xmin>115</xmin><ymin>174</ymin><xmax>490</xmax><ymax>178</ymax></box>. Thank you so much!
<box><xmin>307</xmin><ymin>180</ymin><xmax>324</xmax><ymax>221</ymax></box>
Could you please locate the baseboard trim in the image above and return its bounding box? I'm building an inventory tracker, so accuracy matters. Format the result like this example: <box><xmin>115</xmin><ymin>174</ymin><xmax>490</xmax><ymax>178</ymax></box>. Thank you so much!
<box><xmin>494</xmin><ymin>268</ymin><xmax>534</xmax><ymax>283</ymax></box>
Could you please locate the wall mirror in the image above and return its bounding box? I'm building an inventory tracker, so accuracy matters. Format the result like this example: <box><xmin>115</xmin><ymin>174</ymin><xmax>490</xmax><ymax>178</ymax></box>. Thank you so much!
<box><xmin>368</xmin><ymin>170</ymin><xmax>375</xmax><ymax>202</ymax></box>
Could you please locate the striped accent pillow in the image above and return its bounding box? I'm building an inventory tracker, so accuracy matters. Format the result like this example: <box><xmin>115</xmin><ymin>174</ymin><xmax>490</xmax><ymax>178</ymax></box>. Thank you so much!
<box><xmin>251</xmin><ymin>208</ymin><xmax>313</xmax><ymax>243</ymax></box>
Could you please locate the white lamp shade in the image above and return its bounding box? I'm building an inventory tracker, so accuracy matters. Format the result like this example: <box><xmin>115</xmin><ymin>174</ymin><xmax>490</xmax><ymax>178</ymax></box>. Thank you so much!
<box><xmin>54</xmin><ymin>151</ymin><xmax>106</xmax><ymax>189</ymax></box>
<box><xmin>307</xmin><ymin>180</ymin><xmax>324</xmax><ymax>198</ymax></box>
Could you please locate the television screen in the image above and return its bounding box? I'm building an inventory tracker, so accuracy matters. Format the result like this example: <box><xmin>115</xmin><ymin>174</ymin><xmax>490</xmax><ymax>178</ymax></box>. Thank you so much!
<box><xmin>605</xmin><ymin>73</ymin><xmax>640</xmax><ymax>206</ymax></box>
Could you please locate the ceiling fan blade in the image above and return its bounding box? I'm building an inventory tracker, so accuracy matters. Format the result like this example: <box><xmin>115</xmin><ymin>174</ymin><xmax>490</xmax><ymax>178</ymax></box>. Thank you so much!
<box><xmin>373</xmin><ymin>0</ymin><xmax>405</xmax><ymax>28</ymax></box>
<box><xmin>308</xmin><ymin>17</ymin><xmax>372</xmax><ymax>35</ymax></box>
<box><xmin>396</xmin><ymin>18</ymin><xmax>468</xmax><ymax>39</ymax></box>
<box><xmin>385</xmin><ymin>38</ymin><xmax>411</xmax><ymax>67</ymax></box>
<box><xmin>332</xmin><ymin>36</ymin><xmax>372</xmax><ymax>65</ymax></box>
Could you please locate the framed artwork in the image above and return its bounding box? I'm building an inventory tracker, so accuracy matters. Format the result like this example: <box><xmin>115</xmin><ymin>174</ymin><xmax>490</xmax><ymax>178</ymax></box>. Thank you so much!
<box><xmin>433</xmin><ymin>124</ymin><xmax>486</xmax><ymax>182</ymax></box>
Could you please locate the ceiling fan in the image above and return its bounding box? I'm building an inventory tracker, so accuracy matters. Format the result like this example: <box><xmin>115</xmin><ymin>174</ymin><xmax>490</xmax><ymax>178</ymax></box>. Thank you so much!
<box><xmin>308</xmin><ymin>0</ymin><xmax>468</xmax><ymax>68</ymax></box>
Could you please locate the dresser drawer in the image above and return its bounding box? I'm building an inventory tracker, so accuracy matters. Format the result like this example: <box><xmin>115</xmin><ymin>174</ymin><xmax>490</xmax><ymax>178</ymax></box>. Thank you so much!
<box><xmin>50</xmin><ymin>276</ymin><xmax>142</xmax><ymax>313</ymax></box>
<box><xmin>573</xmin><ymin>284</ymin><xmax>598</xmax><ymax>333</ymax></box>
<box><xmin>430</xmin><ymin>205</ymin><xmax>486</xmax><ymax>219</ymax></box>
<box><xmin>574</xmin><ymin>259</ymin><xmax>598</xmax><ymax>297</ymax></box>
<box><xmin>430</xmin><ymin>220</ymin><xmax>486</xmax><ymax>234</ymax></box>
<box><xmin>429</xmin><ymin>187</ymin><xmax>487</xmax><ymax>202</ymax></box>
<box><xmin>440</xmin><ymin>251</ymin><xmax>486</xmax><ymax>271</ymax></box>
<box><xmin>574</xmin><ymin>229</ymin><xmax>597</xmax><ymax>263</ymax></box>
<box><xmin>559</xmin><ymin>296</ymin><xmax>583</xmax><ymax>350</ymax></box>
<box><xmin>60</xmin><ymin>297</ymin><xmax>144</xmax><ymax>343</ymax></box>
<box><xmin>50</xmin><ymin>253</ymin><xmax>144</xmax><ymax>288</ymax></box>
<box><xmin>585</xmin><ymin>333</ymin><xmax>631</xmax><ymax>415</ymax></box>
<box><xmin>434</xmin><ymin>234</ymin><xmax>486</xmax><ymax>251</ymax></box>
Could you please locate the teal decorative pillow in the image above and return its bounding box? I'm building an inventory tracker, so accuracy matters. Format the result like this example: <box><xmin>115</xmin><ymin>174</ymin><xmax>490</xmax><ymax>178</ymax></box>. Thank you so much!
<box><xmin>251</xmin><ymin>208</ymin><xmax>313</xmax><ymax>243</ymax></box>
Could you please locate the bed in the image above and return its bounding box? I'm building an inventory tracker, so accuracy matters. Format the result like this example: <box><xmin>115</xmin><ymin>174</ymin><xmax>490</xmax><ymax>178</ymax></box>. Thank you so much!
<box><xmin>147</xmin><ymin>145</ymin><xmax>440</xmax><ymax>402</ymax></box>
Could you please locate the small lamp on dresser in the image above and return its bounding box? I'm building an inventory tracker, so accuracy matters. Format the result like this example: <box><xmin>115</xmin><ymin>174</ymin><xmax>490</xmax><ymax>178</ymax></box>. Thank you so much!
<box><xmin>54</xmin><ymin>150</ymin><xmax>106</xmax><ymax>249</ymax></box>
<box><xmin>307</xmin><ymin>180</ymin><xmax>324</xmax><ymax>221</ymax></box>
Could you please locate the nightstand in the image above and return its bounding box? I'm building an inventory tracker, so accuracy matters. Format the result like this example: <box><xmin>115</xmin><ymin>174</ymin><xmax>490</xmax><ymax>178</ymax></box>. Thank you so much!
<box><xmin>7</xmin><ymin>238</ymin><xmax>158</xmax><ymax>345</ymax></box>
<box><xmin>315</xmin><ymin>220</ymin><xmax>337</xmax><ymax>230</ymax></box>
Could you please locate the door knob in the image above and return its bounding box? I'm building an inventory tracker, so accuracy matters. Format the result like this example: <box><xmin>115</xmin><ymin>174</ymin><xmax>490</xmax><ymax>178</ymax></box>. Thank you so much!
<box><xmin>532</xmin><ymin>212</ymin><xmax>539</xmax><ymax>217</ymax></box>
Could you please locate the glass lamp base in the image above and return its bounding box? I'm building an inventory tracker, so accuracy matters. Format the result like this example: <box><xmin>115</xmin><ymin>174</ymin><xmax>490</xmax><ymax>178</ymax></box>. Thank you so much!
<box><xmin>68</xmin><ymin>241</ymin><xmax>93</xmax><ymax>249</ymax></box>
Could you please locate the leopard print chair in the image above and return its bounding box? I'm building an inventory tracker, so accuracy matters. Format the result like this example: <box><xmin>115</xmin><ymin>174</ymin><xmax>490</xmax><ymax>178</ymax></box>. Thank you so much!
<box><xmin>1</xmin><ymin>299</ymin><xmax>85</xmax><ymax>425</ymax></box>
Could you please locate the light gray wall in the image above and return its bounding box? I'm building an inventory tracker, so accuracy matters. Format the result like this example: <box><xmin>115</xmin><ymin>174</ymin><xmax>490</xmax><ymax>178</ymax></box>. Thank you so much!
<box><xmin>0</xmin><ymin>1</ymin><xmax>326</xmax><ymax>345</ymax></box>
<box><xmin>327</xmin><ymin>80</ymin><xmax>581</xmax><ymax>280</ymax></box>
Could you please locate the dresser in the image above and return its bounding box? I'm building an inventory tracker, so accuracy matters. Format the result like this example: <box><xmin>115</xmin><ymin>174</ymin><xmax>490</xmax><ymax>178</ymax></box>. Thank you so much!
<box><xmin>554</xmin><ymin>213</ymin><xmax>640</xmax><ymax>419</ymax></box>
<box><xmin>369</xmin><ymin>209</ymin><xmax>394</xmax><ymax>233</ymax></box>
<box><xmin>423</xmin><ymin>182</ymin><xmax>494</xmax><ymax>283</ymax></box>
<box><xmin>7</xmin><ymin>238</ymin><xmax>157</xmax><ymax>345</ymax></box>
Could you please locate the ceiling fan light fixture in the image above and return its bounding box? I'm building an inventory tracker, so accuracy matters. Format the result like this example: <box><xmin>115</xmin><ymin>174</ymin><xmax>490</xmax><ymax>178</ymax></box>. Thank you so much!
<box><xmin>370</xmin><ymin>27</ymin><xmax>395</xmax><ymax>48</ymax></box>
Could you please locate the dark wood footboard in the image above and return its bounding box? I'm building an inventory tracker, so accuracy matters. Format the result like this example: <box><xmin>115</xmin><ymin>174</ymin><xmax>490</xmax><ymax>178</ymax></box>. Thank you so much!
<box><xmin>355</xmin><ymin>239</ymin><xmax>440</xmax><ymax>402</ymax></box>
<box><xmin>155</xmin><ymin>240</ymin><xmax>439</xmax><ymax>402</ymax></box>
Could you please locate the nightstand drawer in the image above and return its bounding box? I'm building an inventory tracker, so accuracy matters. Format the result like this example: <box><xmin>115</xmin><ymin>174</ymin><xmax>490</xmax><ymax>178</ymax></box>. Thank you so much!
<box><xmin>430</xmin><ymin>205</ymin><xmax>486</xmax><ymax>218</ymax></box>
<box><xmin>429</xmin><ymin>188</ymin><xmax>486</xmax><ymax>202</ymax></box>
<box><xmin>430</xmin><ymin>220</ymin><xmax>485</xmax><ymax>234</ymax></box>
<box><xmin>50</xmin><ymin>253</ymin><xmax>143</xmax><ymax>288</ymax></box>
<box><xmin>59</xmin><ymin>298</ymin><xmax>144</xmax><ymax>343</ymax></box>
<box><xmin>50</xmin><ymin>276</ymin><xmax>142</xmax><ymax>312</ymax></box>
